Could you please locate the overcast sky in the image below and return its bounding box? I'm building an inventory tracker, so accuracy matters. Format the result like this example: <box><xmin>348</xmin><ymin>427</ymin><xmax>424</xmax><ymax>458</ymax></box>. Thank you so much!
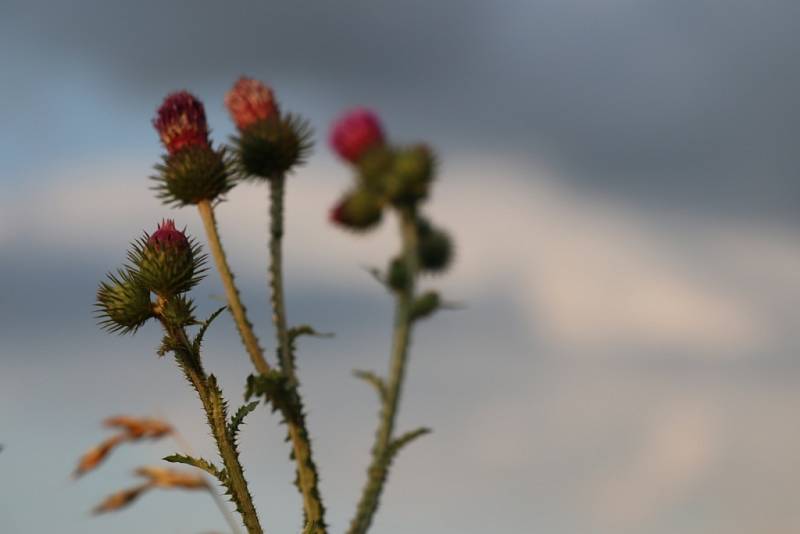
<box><xmin>1</xmin><ymin>2</ymin><xmax>800</xmax><ymax>533</ymax></box>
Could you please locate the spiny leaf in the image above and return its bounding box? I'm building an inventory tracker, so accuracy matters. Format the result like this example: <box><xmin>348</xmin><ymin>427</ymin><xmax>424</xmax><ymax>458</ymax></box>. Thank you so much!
<box><xmin>353</xmin><ymin>370</ymin><xmax>387</xmax><ymax>404</ymax></box>
<box><xmin>228</xmin><ymin>401</ymin><xmax>259</xmax><ymax>438</ymax></box>
<box><xmin>192</xmin><ymin>306</ymin><xmax>228</xmax><ymax>353</ymax></box>
<box><xmin>245</xmin><ymin>372</ymin><xmax>292</xmax><ymax>408</ymax></box>
<box><xmin>288</xmin><ymin>325</ymin><xmax>334</xmax><ymax>342</ymax></box>
<box><xmin>163</xmin><ymin>453</ymin><xmax>226</xmax><ymax>483</ymax></box>
<box><xmin>388</xmin><ymin>427</ymin><xmax>432</xmax><ymax>458</ymax></box>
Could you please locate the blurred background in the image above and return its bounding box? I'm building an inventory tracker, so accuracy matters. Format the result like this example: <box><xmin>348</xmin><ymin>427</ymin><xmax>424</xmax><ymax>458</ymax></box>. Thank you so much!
<box><xmin>2</xmin><ymin>1</ymin><xmax>800</xmax><ymax>532</ymax></box>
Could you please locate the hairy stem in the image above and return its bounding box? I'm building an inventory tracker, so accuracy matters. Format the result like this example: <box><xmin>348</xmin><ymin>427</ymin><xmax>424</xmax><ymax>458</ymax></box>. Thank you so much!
<box><xmin>347</xmin><ymin>208</ymin><xmax>419</xmax><ymax>534</ymax></box>
<box><xmin>197</xmin><ymin>199</ymin><xmax>271</xmax><ymax>375</ymax></box>
<box><xmin>171</xmin><ymin>429</ymin><xmax>243</xmax><ymax>534</ymax></box>
<box><xmin>160</xmin><ymin>317</ymin><xmax>263</xmax><ymax>534</ymax></box>
<box><xmin>268</xmin><ymin>176</ymin><xmax>327</xmax><ymax>532</ymax></box>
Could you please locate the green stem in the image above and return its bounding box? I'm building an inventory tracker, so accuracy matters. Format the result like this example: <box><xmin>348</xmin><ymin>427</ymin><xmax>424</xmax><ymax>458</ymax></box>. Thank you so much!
<box><xmin>160</xmin><ymin>316</ymin><xmax>264</xmax><ymax>534</ymax></box>
<box><xmin>197</xmin><ymin>199</ymin><xmax>271</xmax><ymax>375</ymax></box>
<box><xmin>171</xmin><ymin>429</ymin><xmax>243</xmax><ymax>534</ymax></box>
<box><xmin>347</xmin><ymin>208</ymin><xmax>419</xmax><ymax>534</ymax></box>
<box><xmin>268</xmin><ymin>176</ymin><xmax>327</xmax><ymax>533</ymax></box>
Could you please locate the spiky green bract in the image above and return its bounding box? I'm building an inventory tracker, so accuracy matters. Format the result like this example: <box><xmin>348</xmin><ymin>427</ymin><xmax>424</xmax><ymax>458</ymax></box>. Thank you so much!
<box><xmin>160</xmin><ymin>294</ymin><xmax>197</xmax><ymax>329</ymax></box>
<box><xmin>152</xmin><ymin>146</ymin><xmax>233</xmax><ymax>206</ymax></box>
<box><xmin>330</xmin><ymin>188</ymin><xmax>383</xmax><ymax>231</ymax></box>
<box><xmin>127</xmin><ymin>234</ymin><xmax>206</xmax><ymax>297</ymax></box>
<box><xmin>385</xmin><ymin>144</ymin><xmax>435</xmax><ymax>206</ymax></box>
<box><xmin>232</xmin><ymin>114</ymin><xmax>312</xmax><ymax>179</ymax></box>
<box><xmin>96</xmin><ymin>269</ymin><xmax>153</xmax><ymax>334</ymax></box>
<box><xmin>416</xmin><ymin>218</ymin><xmax>453</xmax><ymax>273</ymax></box>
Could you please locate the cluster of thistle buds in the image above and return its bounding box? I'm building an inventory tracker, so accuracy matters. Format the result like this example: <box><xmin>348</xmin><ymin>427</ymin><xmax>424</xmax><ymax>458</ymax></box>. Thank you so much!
<box><xmin>96</xmin><ymin>219</ymin><xmax>204</xmax><ymax>334</ymax></box>
<box><xmin>91</xmin><ymin>74</ymin><xmax>456</xmax><ymax>534</ymax></box>
<box><xmin>329</xmin><ymin>108</ymin><xmax>453</xmax><ymax>279</ymax></box>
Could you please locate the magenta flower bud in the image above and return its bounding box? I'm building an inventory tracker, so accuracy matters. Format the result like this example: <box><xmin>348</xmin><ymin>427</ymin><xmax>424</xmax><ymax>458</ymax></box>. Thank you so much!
<box><xmin>153</xmin><ymin>91</ymin><xmax>210</xmax><ymax>154</ymax></box>
<box><xmin>330</xmin><ymin>108</ymin><xmax>385</xmax><ymax>163</ymax></box>
<box><xmin>225</xmin><ymin>77</ymin><xmax>279</xmax><ymax>131</ymax></box>
<box><xmin>147</xmin><ymin>219</ymin><xmax>189</xmax><ymax>252</ymax></box>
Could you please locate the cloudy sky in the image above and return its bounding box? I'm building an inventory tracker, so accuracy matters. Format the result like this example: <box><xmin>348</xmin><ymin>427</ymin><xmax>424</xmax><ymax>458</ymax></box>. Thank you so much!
<box><xmin>2</xmin><ymin>1</ymin><xmax>800</xmax><ymax>533</ymax></box>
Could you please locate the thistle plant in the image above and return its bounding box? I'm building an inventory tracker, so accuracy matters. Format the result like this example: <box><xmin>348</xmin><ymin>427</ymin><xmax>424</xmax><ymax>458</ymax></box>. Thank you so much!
<box><xmin>90</xmin><ymin>77</ymin><xmax>454</xmax><ymax>533</ymax></box>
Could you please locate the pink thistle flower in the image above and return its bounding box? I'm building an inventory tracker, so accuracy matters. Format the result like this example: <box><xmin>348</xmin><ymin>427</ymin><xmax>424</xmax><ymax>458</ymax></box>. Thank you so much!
<box><xmin>153</xmin><ymin>91</ymin><xmax>210</xmax><ymax>154</ymax></box>
<box><xmin>329</xmin><ymin>108</ymin><xmax>385</xmax><ymax>163</ymax></box>
<box><xmin>147</xmin><ymin>219</ymin><xmax>189</xmax><ymax>251</ymax></box>
<box><xmin>225</xmin><ymin>77</ymin><xmax>279</xmax><ymax>131</ymax></box>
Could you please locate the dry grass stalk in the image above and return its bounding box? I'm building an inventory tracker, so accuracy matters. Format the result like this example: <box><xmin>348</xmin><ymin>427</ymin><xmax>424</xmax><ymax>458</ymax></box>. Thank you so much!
<box><xmin>92</xmin><ymin>483</ymin><xmax>151</xmax><ymax>514</ymax></box>
<box><xmin>73</xmin><ymin>433</ymin><xmax>128</xmax><ymax>478</ymax></box>
<box><xmin>104</xmin><ymin>416</ymin><xmax>173</xmax><ymax>439</ymax></box>
<box><xmin>135</xmin><ymin>466</ymin><xmax>208</xmax><ymax>490</ymax></box>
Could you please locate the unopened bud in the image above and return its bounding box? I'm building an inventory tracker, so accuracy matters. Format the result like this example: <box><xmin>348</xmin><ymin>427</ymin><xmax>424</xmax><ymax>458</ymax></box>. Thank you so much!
<box><xmin>225</xmin><ymin>77</ymin><xmax>279</xmax><ymax>131</ymax></box>
<box><xmin>329</xmin><ymin>188</ymin><xmax>383</xmax><ymax>231</ymax></box>
<box><xmin>330</xmin><ymin>108</ymin><xmax>385</xmax><ymax>163</ymax></box>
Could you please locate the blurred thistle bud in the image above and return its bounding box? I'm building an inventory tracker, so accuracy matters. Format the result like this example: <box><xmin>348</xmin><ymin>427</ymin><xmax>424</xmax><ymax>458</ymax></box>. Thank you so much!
<box><xmin>330</xmin><ymin>108</ymin><xmax>385</xmax><ymax>163</ymax></box>
<box><xmin>387</xmin><ymin>256</ymin><xmax>410</xmax><ymax>291</ymax></box>
<box><xmin>227</xmin><ymin>77</ymin><xmax>312</xmax><ymax>179</ymax></box>
<box><xmin>385</xmin><ymin>144</ymin><xmax>435</xmax><ymax>206</ymax></box>
<box><xmin>416</xmin><ymin>218</ymin><xmax>453</xmax><ymax>273</ymax></box>
<box><xmin>329</xmin><ymin>188</ymin><xmax>383</xmax><ymax>231</ymax></box>
<box><xmin>355</xmin><ymin>145</ymin><xmax>395</xmax><ymax>191</ymax></box>
<box><xmin>153</xmin><ymin>91</ymin><xmax>210</xmax><ymax>155</ymax></box>
<box><xmin>96</xmin><ymin>269</ymin><xmax>154</xmax><ymax>335</ymax></box>
<box><xmin>409</xmin><ymin>291</ymin><xmax>441</xmax><ymax>321</ymax></box>
<box><xmin>152</xmin><ymin>92</ymin><xmax>232</xmax><ymax>206</ymax></box>
<box><xmin>130</xmin><ymin>219</ymin><xmax>205</xmax><ymax>297</ymax></box>
<box><xmin>225</xmin><ymin>76</ymin><xmax>279</xmax><ymax>130</ymax></box>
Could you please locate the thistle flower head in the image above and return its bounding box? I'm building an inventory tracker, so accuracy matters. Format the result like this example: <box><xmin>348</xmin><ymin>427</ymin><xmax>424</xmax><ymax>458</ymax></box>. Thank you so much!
<box><xmin>330</xmin><ymin>108</ymin><xmax>385</xmax><ymax>163</ymax></box>
<box><xmin>153</xmin><ymin>91</ymin><xmax>210</xmax><ymax>154</ymax></box>
<box><xmin>147</xmin><ymin>219</ymin><xmax>189</xmax><ymax>252</ymax></box>
<box><xmin>225</xmin><ymin>77</ymin><xmax>279</xmax><ymax>131</ymax></box>
<box><xmin>130</xmin><ymin>220</ymin><xmax>206</xmax><ymax>298</ymax></box>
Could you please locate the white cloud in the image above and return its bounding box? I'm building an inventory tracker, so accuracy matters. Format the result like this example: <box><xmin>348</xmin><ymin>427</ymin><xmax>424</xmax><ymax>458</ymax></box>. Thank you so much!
<box><xmin>6</xmin><ymin>152</ymin><xmax>800</xmax><ymax>356</ymax></box>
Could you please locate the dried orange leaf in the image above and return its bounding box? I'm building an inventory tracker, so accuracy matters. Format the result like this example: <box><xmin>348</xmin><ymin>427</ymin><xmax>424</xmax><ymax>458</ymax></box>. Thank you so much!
<box><xmin>73</xmin><ymin>433</ymin><xmax>128</xmax><ymax>478</ymax></box>
<box><xmin>135</xmin><ymin>466</ymin><xmax>207</xmax><ymax>490</ymax></box>
<box><xmin>103</xmin><ymin>416</ymin><xmax>172</xmax><ymax>439</ymax></box>
<box><xmin>91</xmin><ymin>483</ymin><xmax>151</xmax><ymax>514</ymax></box>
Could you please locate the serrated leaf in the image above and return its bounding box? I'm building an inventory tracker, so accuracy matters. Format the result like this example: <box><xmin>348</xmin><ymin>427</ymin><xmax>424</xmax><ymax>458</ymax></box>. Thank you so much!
<box><xmin>192</xmin><ymin>306</ymin><xmax>228</xmax><ymax>353</ymax></box>
<box><xmin>228</xmin><ymin>401</ymin><xmax>259</xmax><ymax>438</ymax></box>
<box><xmin>163</xmin><ymin>453</ymin><xmax>226</xmax><ymax>483</ymax></box>
<box><xmin>353</xmin><ymin>370</ymin><xmax>387</xmax><ymax>404</ymax></box>
<box><xmin>388</xmin><ymin>427</ymin><xmax>432</xmax><ymax>458</ymax></box>
<box><xmin>288</xmin><ymin>325</ymin><xmax>334</xmax><ymax>342</ymax></box>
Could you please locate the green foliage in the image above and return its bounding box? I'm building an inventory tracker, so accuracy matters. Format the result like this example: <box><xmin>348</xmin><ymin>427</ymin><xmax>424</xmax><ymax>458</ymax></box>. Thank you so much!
<box><xmin>387</xmin><ymin>427</ymin><xmax>431</xmax><ymax>458</ymax></box>
<box><xmin>409</xmin><ymin>291</ymin><xmax>441</xmax><ymax>321</ymax></box>
<box><xmin>192</xmin><ymin>306</ymin><xmax>228</xmax><ymax>353</ymax></box>
<box><xmin>95</xmin><ymin>268</ymin><xmax>153</xmax><ymax>334</ymax></box>
<box><xmin>151</xmin><ymin>146</ymin><xmax>234</xmax><ymax>206</ymax></box>
<box><xmin>232</xmin><ymin>114</ymin><xmax>313</xmax><ymax>179</ymax></box>
<box><xmin>353</xmin><ymin>370</ymin><xmax>388</xmax><ymax>404</ymax></box>
<box><xmin>288</xmin><ymin>325</ymin><xmax>333</xmax><ymax>342</ymax></box>
<box><xmin>245</xmin><ymin>371</ymin><xmax>296</xmax><ymax>418</ymax></box>
<box><xmin>228</xmin><ymin>401</ymin><xmax>259</xmax><ymax>439</ymax></box>
<box><xmin>386</xmin><ymin>257</ymin><xmax>409</xmax><ymax>291</ymax></box>
<box><xmin>164</xmin><ymin>453</ymin><xmax>227</xmax><ymax>484</ymax></box>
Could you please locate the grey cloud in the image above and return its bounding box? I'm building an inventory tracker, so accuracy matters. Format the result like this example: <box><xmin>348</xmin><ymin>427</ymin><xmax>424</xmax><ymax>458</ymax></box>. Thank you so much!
<box><xmin>3</xmin><ymin>0</ymin><xmax>800</xmax><ymax>217</ymax></box>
